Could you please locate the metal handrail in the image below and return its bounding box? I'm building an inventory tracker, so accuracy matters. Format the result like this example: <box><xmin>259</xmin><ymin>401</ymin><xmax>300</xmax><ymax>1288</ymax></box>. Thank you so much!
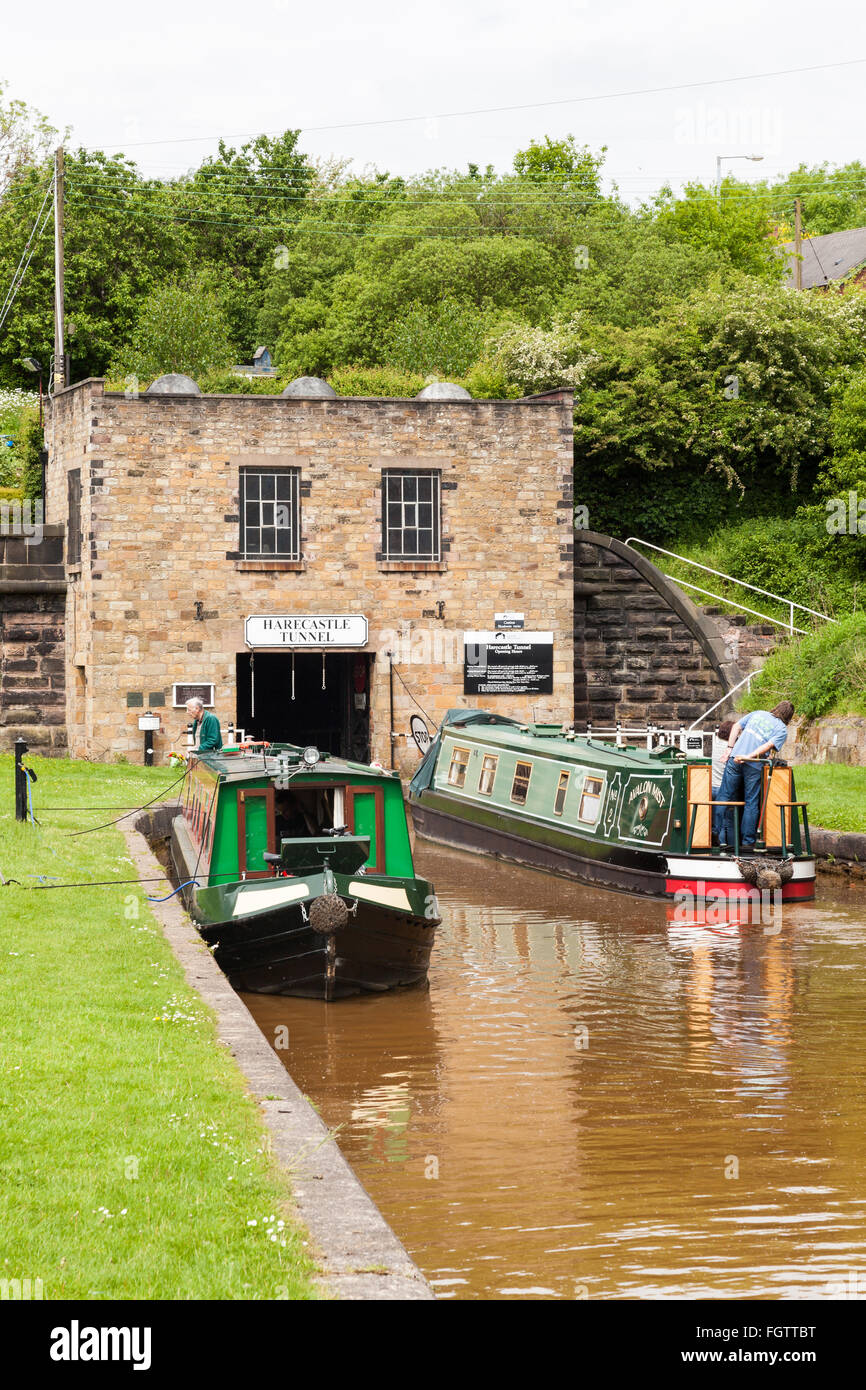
<box><xmin>624</xmin><ymin>537</ymin><xmax>838</xmax><ymax>635</ymax></box>
<box><xmin>686</xmin><ymin>671</ymin><xmax>755</xmax><ymax>731</ymax></box>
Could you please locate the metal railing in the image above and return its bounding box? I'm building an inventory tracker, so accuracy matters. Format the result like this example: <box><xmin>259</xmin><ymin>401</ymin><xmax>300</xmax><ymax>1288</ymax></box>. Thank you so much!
<box><xmin>624</xmin><ymin>538</ymin><xmax>837</xmax><ymax>636</ymax></box>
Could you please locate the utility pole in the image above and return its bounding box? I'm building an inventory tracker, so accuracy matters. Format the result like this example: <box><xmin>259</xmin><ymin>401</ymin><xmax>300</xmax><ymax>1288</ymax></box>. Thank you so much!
<box><xmin>53</xmin><ymin>146</ymin><xmax>66</xmax><ymax>391</ymax></box>
<box><xmin>794</xmin><ymin>197</ymin><xmax>803</xmax><ymax>291</ymax></box>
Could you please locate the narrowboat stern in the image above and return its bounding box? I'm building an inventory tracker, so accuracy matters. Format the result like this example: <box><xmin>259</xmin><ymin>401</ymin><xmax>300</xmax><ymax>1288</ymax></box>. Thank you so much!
<box><xmin>171</xmin><ymin>744</ymin><xmax>439</xmax><ymax>999</ymax></box>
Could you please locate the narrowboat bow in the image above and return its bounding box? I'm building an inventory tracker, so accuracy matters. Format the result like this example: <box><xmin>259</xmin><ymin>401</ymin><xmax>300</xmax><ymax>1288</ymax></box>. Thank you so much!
<box><xmin>171</xmin><ymin>744</ymin><xmax>439</xmax><ymax>999</ymax></box>
<box><xmin>408</xmin><ymin>710</ymin><xmax>816</xmax><ymax>904</ymax></box>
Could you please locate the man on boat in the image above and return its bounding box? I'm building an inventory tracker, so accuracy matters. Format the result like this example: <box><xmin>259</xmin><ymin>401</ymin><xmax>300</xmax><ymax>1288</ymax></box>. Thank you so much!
<box><xmin>185</xmin><ymin>697</ymin><xmax>223</xmax><ymax>753</ymax></box>
<box><xmin>712</xmin><ymin>701</ymin><xmax>794</xmax><ymax>850</ymax></box>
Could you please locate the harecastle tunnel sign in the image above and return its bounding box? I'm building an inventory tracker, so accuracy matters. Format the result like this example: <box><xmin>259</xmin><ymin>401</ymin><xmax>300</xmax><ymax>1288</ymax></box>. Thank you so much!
<box><xmin>245</xmin><ymin>615</ymin><xmax>369</xmax><ymax>648</ymax></box>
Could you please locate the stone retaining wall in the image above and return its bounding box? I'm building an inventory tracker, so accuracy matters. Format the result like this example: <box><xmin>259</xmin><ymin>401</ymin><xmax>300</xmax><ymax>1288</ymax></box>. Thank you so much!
<box><xmin>573</xmin><ymin>531</ymin><xmax>742</xmax><ymax>728</ymax></box>
<box><xmin>0</xmin><ymin>526</ymin><xmax>67</xmax><ymax>753</ymax></box>
<box><xmin>786</xmin><ymin>715</ymin><xmax>866</xmax><ymax>766</ymax></box>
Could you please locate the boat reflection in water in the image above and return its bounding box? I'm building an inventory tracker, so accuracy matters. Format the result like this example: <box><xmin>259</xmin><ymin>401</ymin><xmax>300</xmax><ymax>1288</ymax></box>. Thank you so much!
<box><xmin>243</xmin><ymin>842</ymin><xmax>866</xmax><ymax>1300</ymax></box>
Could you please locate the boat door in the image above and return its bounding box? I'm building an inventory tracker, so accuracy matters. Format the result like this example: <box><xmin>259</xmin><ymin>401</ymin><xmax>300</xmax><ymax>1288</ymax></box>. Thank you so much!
<box><xmin>347</xmin><ymin>784</ymin><xmax>385</xmax><ymax>873</ymax></box>
<box><xmin>237</xmin><ymin>786</ymin><xmax>276</xmax><ymax>878</ymax></box>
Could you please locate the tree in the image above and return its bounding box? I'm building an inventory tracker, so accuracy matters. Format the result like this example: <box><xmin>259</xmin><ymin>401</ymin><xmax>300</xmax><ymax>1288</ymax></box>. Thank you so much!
<box><xmin>512</xmin><ymin>134</ymin><xmax>605</xmax><ymax>205</ymax></box>
<box><xmin>0</xmin><ymin>150</ymin><xmax>190</xmax><ymax>385</ymax></box>
<box><xmin>650</xmin><ymin>178</ymin><xmax>784</xmax><ymax>281</ymax></box>
<box><xmin>573</xmin><ymin>278</ymin><xmax>866</xmax><ymax>540</ymax></box>
<box><xmin>111</xmin><ymin>278</ymin><xmax>233</xmax><ymax>381</ymax></box>
<box><xmin>0</xmin><ymin>81</ymin><xmax>58</xmax><ymax>192</ymax></box>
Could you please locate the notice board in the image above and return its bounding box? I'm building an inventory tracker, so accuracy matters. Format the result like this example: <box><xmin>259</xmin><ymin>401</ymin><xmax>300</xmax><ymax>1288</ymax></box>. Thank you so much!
<box><xmin>463</xmin><ymin>631</ymin><xmax>554</xmax><ymax>695</ymax></box>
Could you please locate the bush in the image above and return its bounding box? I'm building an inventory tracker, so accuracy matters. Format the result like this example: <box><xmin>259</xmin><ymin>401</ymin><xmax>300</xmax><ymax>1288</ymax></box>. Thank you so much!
<box><xmin>670</xmin><ymin>510</ymin><xmax>866</xmax><ymax>620</ymax></box>
<box><xmin>325</xmin><ymin>365</ymin><xmax>429</xmax><ymax>397</ymax></box>
<box><xmin>740</xmin><ymin>613</ymin><xmax>866</xmax><ymax>719</ymax></box>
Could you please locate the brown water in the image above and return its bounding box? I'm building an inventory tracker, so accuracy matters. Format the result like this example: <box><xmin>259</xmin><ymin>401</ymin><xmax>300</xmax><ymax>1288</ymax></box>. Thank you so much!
<box><xmin>244</xmin><ymin>844</ymin><xmax>866</xmax><ymax>1300</ymax></box>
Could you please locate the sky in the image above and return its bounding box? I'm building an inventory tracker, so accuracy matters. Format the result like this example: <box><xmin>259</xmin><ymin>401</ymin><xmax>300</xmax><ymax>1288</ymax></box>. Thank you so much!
<box><xmin>3</xmin><ymin>0</ymin><xmax>866</xmax><ymax>198</ymax></box>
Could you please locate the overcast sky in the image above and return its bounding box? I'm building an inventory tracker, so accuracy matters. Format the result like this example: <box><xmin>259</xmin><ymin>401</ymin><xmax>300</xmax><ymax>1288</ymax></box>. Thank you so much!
<box><xmin>4</xmin><ymin>0</ymin><xmax>866</xmax><ymax>198</ymax></box>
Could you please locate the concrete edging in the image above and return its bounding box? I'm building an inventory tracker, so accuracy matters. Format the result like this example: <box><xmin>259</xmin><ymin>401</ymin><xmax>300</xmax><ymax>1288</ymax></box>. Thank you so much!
<box><xmin>122</xmin><ymin>813</ymin><xmax>433</xmax><ymax>1302</ymax></box>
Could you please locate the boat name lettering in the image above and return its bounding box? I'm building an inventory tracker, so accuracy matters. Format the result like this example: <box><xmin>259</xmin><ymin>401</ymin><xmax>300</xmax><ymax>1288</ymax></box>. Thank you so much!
<box><xmin>628</xmin><ymin>781</ymin><xmax>666</xmax><ymax>806</ymax></box>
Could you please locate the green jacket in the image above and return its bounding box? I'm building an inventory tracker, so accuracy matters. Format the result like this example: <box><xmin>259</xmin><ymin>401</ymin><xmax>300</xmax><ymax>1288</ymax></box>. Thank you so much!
<box><xmin>193</xmin><ymin>711</ymin><xmax>223</xmax><ymax>752</ymax></box>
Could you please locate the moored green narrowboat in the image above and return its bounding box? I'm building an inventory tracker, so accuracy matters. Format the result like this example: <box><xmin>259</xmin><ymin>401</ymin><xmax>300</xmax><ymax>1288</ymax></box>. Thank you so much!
<box><xmin>171</xmin><ymin>744</ymin><xmax>439</xmax><ymax>999</ymax></box>
<box><xmin>409</xmin><ymin>710</ymin><xmax>816</xmax><ymax>904</ymax></box>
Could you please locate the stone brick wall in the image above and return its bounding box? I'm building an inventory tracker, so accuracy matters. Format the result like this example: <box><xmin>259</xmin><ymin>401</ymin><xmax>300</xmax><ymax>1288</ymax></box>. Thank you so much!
<box><xmin>786</xmin><ymin>715</ymin><xmax>866</xmax><ymax>766</ymax></box>
<box><xmin>573</xmin><ymin>531</ymin><xmax>740</xmax><ymax>731</ymax></box>
<box><xmin>47</xmin><ymin>381</ymin><xmax>574</xmax><ymax>774</ymax></box>
<box><xmin>0</xmin><ymin>527</ymin><xmax>67</xmax><ymax>753</ymax></box>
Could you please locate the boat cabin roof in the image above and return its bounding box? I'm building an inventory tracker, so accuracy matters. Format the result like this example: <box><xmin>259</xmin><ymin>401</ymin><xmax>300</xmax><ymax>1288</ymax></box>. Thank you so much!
<box><xmin>441</xmin><ymin>715</ymin><xmax>696</xmax><ymax>771</ymax></box>
<box><xmin>193</xmin><ymin>744</ymin><xmax>399</xmax><ymax>785</ymax></box>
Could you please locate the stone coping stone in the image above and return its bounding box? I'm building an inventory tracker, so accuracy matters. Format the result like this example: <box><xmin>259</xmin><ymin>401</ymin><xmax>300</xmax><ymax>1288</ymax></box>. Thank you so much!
<box><xmin>124</xmin><ymin>807</ymin><xmax>433</xmax><ymax>1301</ymax></box>
<box><xmin>811</xmin><ymin>825</ymin><xmax>866</xmax><ymax>865</ymax></box>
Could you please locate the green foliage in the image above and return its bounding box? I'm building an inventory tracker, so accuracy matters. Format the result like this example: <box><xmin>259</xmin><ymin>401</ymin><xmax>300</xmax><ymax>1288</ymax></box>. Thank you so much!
<box><xmin>0</xmin><ymin>387</ymin><xmax>38</xmax><ymax>488</ymax></box>
<box><xmin>764</xmin><ymin>162</ymin><xmax>866</xmax><ymax>238</ymax></box>
<box><xmin>195</xmin><ymin>369</ymin><xmax>284</xmax><ymax>394</ymax></box>
<box><xmin>386</xmin><ymin>298</ymin><xmax>488</xmax><ymax>377</ymax></box>
<box><xmin>19</xmin><ymin>414</ymin><xmax>45</xmax><ymax>500</ymax></box>
<box><xmin>512</xmin><ymin>134</ymin><xmax>605</xmax><ymax>203</ymax></box>
<box><xmin>574</xmin><ymin>279</ymin><xmax>866</xmax><ymax>542</ymax></box>
<box><xmin>741</xmin><ymin>613</ymin><xmax>866</xmax><ymax>719</ymax></box>
<box><xmin>670</xmin><ymin>511</ymin><xmax>866</xmax><ymax>620</ymax></box>
<box><xmin>111</xmin><ymin>277</ymin><xmax>233</xmax><ymax>380</ymax></box>
<box><xmin>822</xmin><ymin>367</ymin><xmax>866</xmax><ymax>495</ymax></box>
<box><xmin>650</xmin><ymin>178</ymin><xmax>785</xmax><ymax>281</ymax></box>
<box><xmin>326</xmin><ymin>365</ymin><xmax>429</xmax><ymax>397</ymax></box>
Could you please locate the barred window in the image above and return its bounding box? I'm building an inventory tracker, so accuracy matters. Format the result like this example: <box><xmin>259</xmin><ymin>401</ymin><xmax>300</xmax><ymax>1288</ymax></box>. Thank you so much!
<box><xmin>240</xmin><ymin>468</ymin><xmax>300</xmax><ymax>559</ymax></box>
<box><xmin>382</xmin><ymin>470</ymin><xmax>441</xmax><ymax>561</ymax></box>
<box><xmin>66</xmin><ymin>469</ymin><xmax>81</xmax><ymax>566</ymax></box>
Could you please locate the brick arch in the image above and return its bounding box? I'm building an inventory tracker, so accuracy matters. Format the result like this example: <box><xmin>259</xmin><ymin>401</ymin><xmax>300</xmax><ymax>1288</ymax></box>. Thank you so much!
<box><xmin>573</xmin><ymin>530</ymin><xmax>742</xmax><ymax>730</ymax></box>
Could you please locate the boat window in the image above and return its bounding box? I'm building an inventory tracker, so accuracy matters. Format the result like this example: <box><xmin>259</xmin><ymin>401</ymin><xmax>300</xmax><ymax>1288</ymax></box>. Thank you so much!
<box><xmin>447</xmin><ymin>746</ymin><xmax>471</xmax><ymax>788</ymax></box>
<box><xmin>578</xmin><ymin>775</ymin><xmax>604</xmax><ymax>823</ymax></box>
<box><xmin>510</xmin><ymin>761</ymin><xmax>533</xmax><ymax>805</ymax></box>
<box><xmin>554</xmin><ymin>770</ymin><xmax>569</xmax><ymax>815</ymax></box>
<box><xmin>478</xmin><ymin>754</ymin><xmax>498</xmax><ymax>795</ymax></box>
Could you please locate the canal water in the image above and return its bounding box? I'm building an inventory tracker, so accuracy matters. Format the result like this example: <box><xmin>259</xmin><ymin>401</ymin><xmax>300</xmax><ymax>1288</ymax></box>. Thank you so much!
<box><xmin>244</xmin><ymin>843</ymin><xmax>866</xmax><ymax>1300</ymax></box>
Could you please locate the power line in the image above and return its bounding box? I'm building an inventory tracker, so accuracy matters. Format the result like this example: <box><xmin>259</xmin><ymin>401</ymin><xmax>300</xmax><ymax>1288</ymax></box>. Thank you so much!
<box><xmin>0</xmin><ymin>176</ymin><xmax>55</xmax><ymax>333</ymax></box>
<box><xmin>95</xmin><ymin>56</ymin><xmax>866</xmax><ymax>151</ymax></box>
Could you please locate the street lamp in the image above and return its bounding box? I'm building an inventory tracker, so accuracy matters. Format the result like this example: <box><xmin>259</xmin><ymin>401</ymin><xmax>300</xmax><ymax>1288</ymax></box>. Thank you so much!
<box><xmin>716</xmin><ymin>154</ymin><xmax>764</xmax><ymax>200</ymax></box>
<box><xmin>22</xmin><ymin>357</ymin><xmax>44</xmax><ymax>429</ymax></box>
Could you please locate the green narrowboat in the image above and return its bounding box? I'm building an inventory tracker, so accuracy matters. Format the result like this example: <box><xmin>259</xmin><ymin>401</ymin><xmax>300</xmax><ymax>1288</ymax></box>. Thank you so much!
<box><xmin>409</xmin><ymin>710</ymin><xmax>816</xmax><ymax>903</ymax></box>
<box><xmin>171</xmin><ymin>744</ymin><xmax>439</xmax><ymax>1000</ymax></box>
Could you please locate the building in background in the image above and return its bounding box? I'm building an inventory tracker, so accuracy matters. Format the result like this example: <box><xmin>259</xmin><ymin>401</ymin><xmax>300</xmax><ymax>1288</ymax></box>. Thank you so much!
<box><xmin>42</xmin><ymin>377</ymin><xmax>574</xmax><ymax>774</ymax></box>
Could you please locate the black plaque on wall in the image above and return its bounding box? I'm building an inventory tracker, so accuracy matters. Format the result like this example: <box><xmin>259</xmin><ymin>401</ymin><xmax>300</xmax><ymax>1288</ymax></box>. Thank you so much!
<box><xmin>463</xmin><ymin>631</ymin><xmax>554</xmax><ymax>695</ymax></box>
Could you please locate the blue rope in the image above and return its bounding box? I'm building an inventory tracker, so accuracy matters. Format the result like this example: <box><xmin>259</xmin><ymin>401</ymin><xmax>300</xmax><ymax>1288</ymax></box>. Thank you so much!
<box><xmin>145</xmin><ymin>879</ymin><xmax>199</xmax><ymax>902</ymax></box>
<box><xmin>25</xmin><ymin>768</ymin><xmax>37</xmax><ymax>826</ymax></box>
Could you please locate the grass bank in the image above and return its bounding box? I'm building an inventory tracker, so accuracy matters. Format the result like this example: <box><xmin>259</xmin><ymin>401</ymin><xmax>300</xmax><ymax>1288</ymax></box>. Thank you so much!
<box><xmin>789</xmin><ymin>764</ymin><xmax>866</xmax><ymax>835</ymax></box>
<box><xmin>0</xmin><ymin>754</ymin><xmax>319</xmax><ymax>1300</ymax></box>
<box><xmin>740</xmin><ymin>613</ymin><xmax>866</xmax><ymax>719</ymax></box>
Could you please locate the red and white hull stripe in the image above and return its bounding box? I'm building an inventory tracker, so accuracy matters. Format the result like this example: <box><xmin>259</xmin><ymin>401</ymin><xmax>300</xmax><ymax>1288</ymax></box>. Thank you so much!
<box><xmin>664</xmin><ymin>855</ymin><xmax>816</xmax><ymax>902</ymax></box>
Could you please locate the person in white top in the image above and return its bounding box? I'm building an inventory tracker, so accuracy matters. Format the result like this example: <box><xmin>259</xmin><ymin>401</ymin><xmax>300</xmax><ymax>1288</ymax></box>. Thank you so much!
<box><xmin>711</xmin><ymin>720</ymin><xmax>734</xmax><ymax>794</ymax></box>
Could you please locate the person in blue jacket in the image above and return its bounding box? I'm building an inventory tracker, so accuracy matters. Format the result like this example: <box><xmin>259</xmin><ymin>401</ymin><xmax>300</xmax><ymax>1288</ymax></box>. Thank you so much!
<box><xmin>712</xmin><ymin>701</ymin><xmax>794</xmax><ymax>850</ymax></box>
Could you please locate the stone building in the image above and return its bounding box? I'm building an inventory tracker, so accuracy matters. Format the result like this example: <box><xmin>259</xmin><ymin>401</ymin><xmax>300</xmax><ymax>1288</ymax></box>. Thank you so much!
<box><xmin>38</xmin><ymin>377</ymin><xmax>575</xmax><ymax>774</ymax></box>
